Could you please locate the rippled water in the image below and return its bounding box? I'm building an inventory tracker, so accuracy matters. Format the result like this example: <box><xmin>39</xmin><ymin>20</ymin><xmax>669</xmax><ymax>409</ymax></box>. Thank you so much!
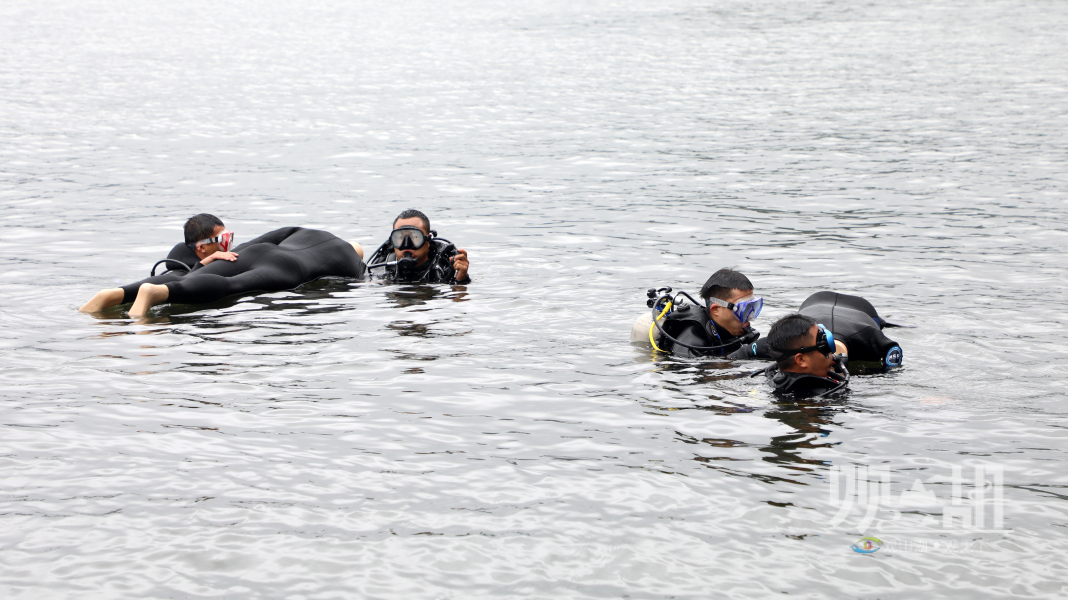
<box><xmin>3</xmin><ymin>0</ymin><xmax>1068</xmax><ymax>597</ymax></box>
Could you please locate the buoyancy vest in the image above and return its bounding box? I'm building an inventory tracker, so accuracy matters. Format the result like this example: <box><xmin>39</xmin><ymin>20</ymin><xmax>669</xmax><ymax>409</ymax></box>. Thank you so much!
<box><xmin>655</xmin><ymin>304</ymin><xmax>757</xmax><ymax>357</ymax></box>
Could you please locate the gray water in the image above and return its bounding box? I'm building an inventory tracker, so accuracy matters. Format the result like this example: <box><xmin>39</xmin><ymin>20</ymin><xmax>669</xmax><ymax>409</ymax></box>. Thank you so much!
<box><xmin>3</xmin><ymin>0</ymin><xmax>1068</xmax><ymax>597</ymax></box>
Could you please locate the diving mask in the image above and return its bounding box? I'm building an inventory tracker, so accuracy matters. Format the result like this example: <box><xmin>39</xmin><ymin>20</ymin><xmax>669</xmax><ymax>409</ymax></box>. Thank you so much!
<box><xmin>390</xmin><ymin>226</ymin><xmax>429</xmax><ymax>251</ymax></box>
<box><xmin>709</xmin><ymin>295</ymin><xmax>763</xmax><ymax>323</ymax></box>
<box><xmin>780</xmin><ymin>324</ymin><xmax>836</xmax><ymax>360</ymax></box>
<box><xmin>195</xmin><ymin>230</ymin><xmax>235</xmax><ymax>252</ymax></box>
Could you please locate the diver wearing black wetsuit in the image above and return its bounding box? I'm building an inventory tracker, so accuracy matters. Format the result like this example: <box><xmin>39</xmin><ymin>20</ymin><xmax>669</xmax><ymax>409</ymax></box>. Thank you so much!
<box><xmin>160</xmin><ymin>227</ymin><xmax>366</xmax><ymax>305</ymax></box>
<box><xmin>646</xmin><ymin>268</ymin><xmax>762</xmax><ymax>358</ymax></box>
<box><xmin>368</xmin><ymin>237</ymin><xmax>469</xmax><ymax>284</ymax></box>
<box><xmin>759</xmin><ymin>314</ymin><xmax>851</xmax><ymax>398</ymax></box>
<box><xmin>366</xmin><ymin>209</ymin><xmax>471</xmax><ymax>285</ymax></box>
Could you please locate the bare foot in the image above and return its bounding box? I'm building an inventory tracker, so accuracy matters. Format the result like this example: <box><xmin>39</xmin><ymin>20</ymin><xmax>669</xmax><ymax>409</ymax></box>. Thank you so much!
<box><xmin>80</xmin><ymin>288</ymin><xmax>125</xmax><ymax>312</ymax></box>
<box><xmin>129</xmin><ymin>283</ymin><xmax>170</xmax><ymax>317</ymax></box>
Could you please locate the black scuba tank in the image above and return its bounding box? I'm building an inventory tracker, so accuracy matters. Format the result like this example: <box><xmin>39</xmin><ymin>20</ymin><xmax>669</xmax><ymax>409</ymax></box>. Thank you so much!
<box><xmin>799</xmin><ymin>292</ymin><xmax>902</xmax><ymax>368</ymax></box>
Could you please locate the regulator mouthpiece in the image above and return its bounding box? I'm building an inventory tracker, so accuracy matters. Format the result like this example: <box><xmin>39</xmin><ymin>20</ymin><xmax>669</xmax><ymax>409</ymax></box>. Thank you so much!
<box><xmin>396</xmin><ymin>256</ymin><xmax>419</xmax><ymax>278</ymax></box>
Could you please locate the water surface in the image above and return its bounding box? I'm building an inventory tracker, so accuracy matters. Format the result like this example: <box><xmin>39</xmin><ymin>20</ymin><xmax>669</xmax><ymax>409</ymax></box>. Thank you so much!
<box><xmin>2</xmin><ymin>0</ymin><xmax>1068</xmax><ymax>597</ymax></box>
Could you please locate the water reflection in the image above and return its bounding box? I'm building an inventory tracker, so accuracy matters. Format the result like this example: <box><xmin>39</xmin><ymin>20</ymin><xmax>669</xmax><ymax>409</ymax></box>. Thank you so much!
<box><xmin>654</xmin><ymin>355</ymin><xmax>865</xmax><ymax>481</ymax></box>
<box><xmin>759</xmin><ymin>396</ymin><xmax>848</xmax><ymax>468</ymax></box>
<box><xmin>382</xmin><ymin>284</ymin><xmax>469</xmax><ymax>308</ymax></box>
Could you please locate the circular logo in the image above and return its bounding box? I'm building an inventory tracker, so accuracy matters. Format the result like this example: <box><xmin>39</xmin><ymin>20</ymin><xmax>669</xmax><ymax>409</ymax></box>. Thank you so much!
<box><xmin>852</xmin><ymin>537</ymin><xmax>884</xmax><ymax>554</ymax></box>
<box><xmin>885</xmin><ymin>346</ymin><xmax>902</xmax><ymax>368</ymax></box>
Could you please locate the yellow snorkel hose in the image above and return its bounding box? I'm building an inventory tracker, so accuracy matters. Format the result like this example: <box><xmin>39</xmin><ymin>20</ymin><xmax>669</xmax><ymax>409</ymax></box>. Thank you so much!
<box><xmin>649</xmin><ymin>300</ymin><xmax>672</xmax><ymax>352</ymax></box>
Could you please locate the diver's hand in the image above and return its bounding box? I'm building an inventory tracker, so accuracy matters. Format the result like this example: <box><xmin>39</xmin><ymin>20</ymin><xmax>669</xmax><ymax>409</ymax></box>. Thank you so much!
<box><xmin>201</xmin><ymin>251</ymin><xmax>239</xmax><ymax>266</ymax></box>
<box><xmin>451</xmin><ymin>248</ymin><xmax>469</xmax><ymax>281</ymax></box>
<box><xmin>834</xmin><ymin>339</ymin><xmax>848</xmax><ymax>356</ymax></box>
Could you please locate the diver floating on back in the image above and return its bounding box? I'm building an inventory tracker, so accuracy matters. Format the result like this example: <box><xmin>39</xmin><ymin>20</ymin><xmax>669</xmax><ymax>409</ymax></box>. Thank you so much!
<box><xmin>79</xmin><ymin>213</ymin><xmax>367</xmax><ymax>317</ymax></box>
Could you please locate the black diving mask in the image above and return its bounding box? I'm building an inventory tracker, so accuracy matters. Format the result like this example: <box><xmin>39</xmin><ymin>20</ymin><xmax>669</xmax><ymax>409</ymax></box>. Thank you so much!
<box><xmin>391</xmin><ymin>226</ymin><xmax>429</xmax><ymax>251</ymax></box>
<box><xmin>776</xmin><ymin>324</ymin><xmax>836</xmax><ymax>361</ymax></box>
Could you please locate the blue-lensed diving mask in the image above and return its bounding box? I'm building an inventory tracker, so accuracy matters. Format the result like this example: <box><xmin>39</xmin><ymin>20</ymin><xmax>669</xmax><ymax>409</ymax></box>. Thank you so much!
<box><xmin>709</xmin><ymin>295</ymin><xmax>764</xmax><ymax>323</ymax></box>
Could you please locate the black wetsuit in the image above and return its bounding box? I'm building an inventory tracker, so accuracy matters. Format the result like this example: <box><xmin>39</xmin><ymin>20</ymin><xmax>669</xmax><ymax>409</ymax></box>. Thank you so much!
<box><xmin>655</xmin><ymin>304</ymin><xmax>757</xmax><ymax>358</ymax></box>
<box><xmin>730</xmin><ymin>292</ymin><xmax>903</xmax><ymax>368</ymax></box>
<box><xmin>119</xmin><ymin>227</ymin><xmax>365</xmax><ymax>305</ymax></box>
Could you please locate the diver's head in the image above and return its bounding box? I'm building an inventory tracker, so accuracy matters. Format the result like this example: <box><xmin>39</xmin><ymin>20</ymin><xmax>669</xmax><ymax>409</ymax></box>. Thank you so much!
<box><xmin>700</xmin><ymin>268</ymin><xmax>761</xmax><ymax>336</ymax></box>
<box><xmin>392</xmin><ymin>209</ymin><xmax>432</xmax><ymax>266</ymax></box>
<box><xmin>768</xmin><ymin>314</ymin><xmax>835</xmax><ymax>376</ymax></box>
<box><xmin>184</xmin><ymin>213</ymin><xmax>232</xmax><ymax>260</ymax></box>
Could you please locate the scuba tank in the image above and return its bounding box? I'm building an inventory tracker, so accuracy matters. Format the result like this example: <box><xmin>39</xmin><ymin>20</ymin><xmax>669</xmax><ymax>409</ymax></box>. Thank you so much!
<box><xmin>367</xmin><ymin>231</ymin><xmax>460</xmax><ymax>283</ymax></box>
<box><xmin>798</xmin><ymin>292</ymin><xmax>903</xmax><ymax>369</ymax></box>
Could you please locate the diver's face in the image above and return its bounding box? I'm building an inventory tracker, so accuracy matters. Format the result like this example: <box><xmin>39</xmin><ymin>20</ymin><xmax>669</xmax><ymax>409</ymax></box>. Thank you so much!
<box><xmin>708</xmin><ymin>288</ymin><xmax>754</xmax><ymax>337</ymax></box>
<box><xmin>794</xmin><ymin>324</ymin><xmax>835</xmax><ymax>375</ymax></box>
<box><xmin>393</xmin><ymin>217</ymin><xmax>431</xmax><ymax>265</ymax></box>
<box><xmin>193</xmin><ymin>225</ymin><xmax>226</xmax><ymax>260</ymax></box>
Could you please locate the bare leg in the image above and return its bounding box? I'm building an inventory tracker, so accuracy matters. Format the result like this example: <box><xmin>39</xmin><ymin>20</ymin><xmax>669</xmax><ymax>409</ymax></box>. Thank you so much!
<box><xmin>80</xmin><ymin>288</ymin><xmax>125</xmax><ymax>313</ymax></box>
<box><xmin>129</xmin><ymin>283</ymin><xmax>170</xmax><ymax>317</ymax></box>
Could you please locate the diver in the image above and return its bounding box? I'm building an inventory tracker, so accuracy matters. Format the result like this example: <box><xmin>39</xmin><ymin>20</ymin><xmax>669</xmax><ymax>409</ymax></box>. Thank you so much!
<box><xmin>632</xmin><ymin>268</ymin><xmax>763</xmax><ymax>358</ymax></box>
<box><xmin>123</xmin><ymin>227</ymin><xmax>366</xmax><ymax>317</ymax></box>
<box><xmin>760</xmin><ymin>314</ymin><xmax>850</xmax><ymax>397</ymax></box>
<box><xmin>733</xmin><ymin>291</ymin><xmax>904</xmax><ymax>370</ymax></box>
<box><xmin>79</xmin><ymin>213</ymin><xmax>240</xmax><ymax>312</ymax></box>
<box><xmin>366</xmin><ymin>209</ymin><xmax>471</xmax><ymax>284</ymax></box>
